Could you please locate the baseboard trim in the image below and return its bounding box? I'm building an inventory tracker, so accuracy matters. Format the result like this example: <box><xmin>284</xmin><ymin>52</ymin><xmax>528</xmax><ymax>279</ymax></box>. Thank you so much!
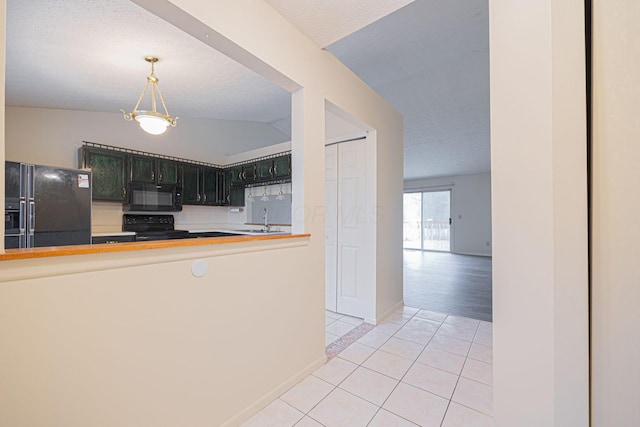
<box><xmin>365</xmin><ymin>300</ymin><xmax>405</xmax><ymax>325</ymax></box>
<box><xmin>451</xmin><ymin>251</ymin><xmax>492</xmax><ymax>258</ymax></box>
<box><xmin>221</xmin><ymin>353</ymin><xmax>328</xmax><ymax>427</ymax></box>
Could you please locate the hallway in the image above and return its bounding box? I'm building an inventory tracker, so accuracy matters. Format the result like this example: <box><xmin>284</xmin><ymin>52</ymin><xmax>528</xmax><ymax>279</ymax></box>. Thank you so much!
<box><xmin>404</xmin><ymin>251</ymin><xmax>492</xmax><ymax>322</ymax></box>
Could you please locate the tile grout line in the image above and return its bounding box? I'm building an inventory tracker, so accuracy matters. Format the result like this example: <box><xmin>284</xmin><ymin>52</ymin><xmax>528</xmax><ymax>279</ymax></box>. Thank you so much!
<box><xmin>438</xmin><ymin>317</ymin><xmax>480</xmax><ymax>426</ymax></box>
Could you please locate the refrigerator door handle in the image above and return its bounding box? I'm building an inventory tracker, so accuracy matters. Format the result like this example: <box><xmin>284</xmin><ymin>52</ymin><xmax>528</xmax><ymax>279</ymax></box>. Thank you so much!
<box><xmin>19</xmin><ymin>162</ymin><xmax>26</xmax><ymax>199</ymax></box>
<box><xmin>28</xmin><ymin>164</ymin><xmax>35</xmax><ymax>198</ymax></box>
<box><xmin>29</xmin><ymin>201</ymin><xmax>35</xmax><ymax>234</ymax></box>
<box><xmin>19</xmin><ymin>200</ymin><xmax>26</xmax><ymax>233</ymax></box>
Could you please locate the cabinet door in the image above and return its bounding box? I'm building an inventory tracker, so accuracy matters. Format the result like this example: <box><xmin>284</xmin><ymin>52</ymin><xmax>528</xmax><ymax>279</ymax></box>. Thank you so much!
<box><xmin>182</xmin><ymin>164</ymin><xmax>201</xmax><ymax>205</ymax></box>
<box><xmin>229</xmin><ymin>186</ymin><xmax>245</xmax><ymax>207</ymax></box>
<box><xmin>130</xmin><ymin>155</ymin><xmax>155</xmax><ymax>183</ymax></box>
<box><xmin>217</xmin><ymin>170</ymin><xmax>228</xmax><ymax>205</ymax></box>
<box><xmin>157</xmin><ymin>159</ymin><xmax>179</xmax><ymax>185</ymax></box>
<box><xmin>202</xmin><ymin>167</ymin><xmax>218</xmax><ymax>205</ymax></box>
<box><xmin>273</xmin><ymin>154</ymin><xmax>291</xmax><ymax>180</ymax></box>
<box><xmin>243</xmin><ymin>163</ymin><xmax>256</xmax><ymax>184</ymax></box>
<box><xmin>82</xmin><ymin>147</ymin><xmax>128</xmax><ymax>202</ymax></box>
<box><xmin>229</xmin><ymin>166</ymin><xmax>244</xmax><ymax>185</ymax></box>
<box><xmin>255</xmin><ymin>159</ymin><xmax>273</xmax><ymax>182</ymax></box>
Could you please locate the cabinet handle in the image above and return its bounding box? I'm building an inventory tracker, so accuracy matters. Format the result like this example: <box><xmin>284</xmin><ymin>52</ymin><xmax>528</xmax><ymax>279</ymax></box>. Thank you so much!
<box><xmin>241</xmin><ymin>171</ymin><xmax>246</xmax><ymax>180</ymax></box>
<box><xmin>159</xmin><ymin>173</ymin><xmax>163</xmax><ymax>182</ymax></box>
<box><xmin>197</xmin><ymin>193</ymin><xmax>201</xmax><ymax>202</ymax></box>
<box><xmin>203</xmin><ymin>194</ymin><xmax>207</xmax><ymax>202</ymax></box>
<box><xmin>273</xmin><ymin>165</ymin><xmax>278</xmax><ymax>175</ymax></box>
<box><xmin>151</xmin><ymin>171</ymin><xmax>155</xmax><ymax>180</ymax></box>
<box><xmin>227</xmin><ymin>195</ymin><xmax>230</xmax><ymax>202</ymax></box>
<box><xmin>122</xmin><ymin>187</ymin><xmax>127</xmax><ymax>198</ymax></box>
<box><xmin>269</xmin><ymin>166</ymin><xmax>274</xmax><ymax>176</ymax></box>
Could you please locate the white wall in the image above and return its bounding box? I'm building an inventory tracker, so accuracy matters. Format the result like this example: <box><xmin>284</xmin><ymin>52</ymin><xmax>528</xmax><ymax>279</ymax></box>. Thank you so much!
<box><xmin>591</xmin><ymin>1</ymin><xmax>640</xmax><ymax>425</ymax></box>
<box><xmin>404</xmin><ymin>173</ymin><xmax>492</xmax><ymax>256</ymax></box>
<box><xmin>490</xmin><ymin>0</ymin><xmax>589</xmax><ymax>425</ymax></box>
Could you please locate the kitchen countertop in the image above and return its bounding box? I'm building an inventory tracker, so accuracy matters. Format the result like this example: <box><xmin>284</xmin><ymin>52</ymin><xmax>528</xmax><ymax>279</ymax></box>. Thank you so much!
<box><xmin>180</xmin><ymin>228</ymin><xmax>289</xmax><ymax>236</ymax></box>
<box><xmin>0</xmin><ymin>233</ymin><xmax>308</xmax><ymax>261</ymax></box>
<box><xmin>92</xmin><ymin>231</ymin><xmax>136</xmax><ymax>237</ymax></box>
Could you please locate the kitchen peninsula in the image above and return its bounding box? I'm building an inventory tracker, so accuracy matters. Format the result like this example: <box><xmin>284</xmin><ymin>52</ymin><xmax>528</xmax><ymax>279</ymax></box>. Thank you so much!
<box><xmin>0</xmin><ymin>232</ymin><xmax>309</xmax><ymax>262</ymax></box>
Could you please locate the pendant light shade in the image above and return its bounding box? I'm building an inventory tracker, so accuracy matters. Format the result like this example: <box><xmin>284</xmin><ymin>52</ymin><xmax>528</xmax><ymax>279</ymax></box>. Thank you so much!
<box><xmin>121</xmin><ymin>56</ymin><xmax>177</xmax><ymax>135</ymax></box>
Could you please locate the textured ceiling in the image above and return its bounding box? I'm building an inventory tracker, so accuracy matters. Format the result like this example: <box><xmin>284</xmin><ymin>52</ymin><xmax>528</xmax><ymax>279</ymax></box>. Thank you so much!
<box><xmin>6</xmin><ymin>0</ymin><xmax>490</xmax><ymax>180</ymax></box>
<box><xmin>5</xmin><ymin>0</ymin><xmax>291</xmax><ymax>126</ymax></box>
<box><xmin>265</xmin><ymin>0</ymin><xmax>414</xmax><ymax>47</ymax></box>
<box><xmin>327</xmin><ymin>0</ymin><xmax>490</xmax><ymax>180</ymax></box>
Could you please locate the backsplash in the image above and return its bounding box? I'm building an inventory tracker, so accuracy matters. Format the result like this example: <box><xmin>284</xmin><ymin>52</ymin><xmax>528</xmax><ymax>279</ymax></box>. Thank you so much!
<box><xmin>245</xmin><ymin>182</ymin><xmax>293</xmax><ymax>225</ymax></box>
<box><xmin>91</xmin><ymin>182</ymin><xmax>292</xmax><ymax>234</ymax></box>
<box><xmin>91</xmin><ymin>202</ymin><xmax>246</xmax><ymax>233</ymax></box>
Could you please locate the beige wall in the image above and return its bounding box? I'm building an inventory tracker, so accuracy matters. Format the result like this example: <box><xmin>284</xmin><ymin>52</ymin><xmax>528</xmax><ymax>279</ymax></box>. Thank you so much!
<box><xmin>592</xmin><ymin>1</ymin><xmax>640</xmax><ymax>425</ymax></box>
<box><xmin>0</xmin><ymin>238</ymin><xmax>323</xmax><ymax>427</ymax></box>
<box><xmin>490</xmin><ymin>0</ymin><xmax>589</xmax><ymax>425</ymax></box>
<box><xmin>5</xmin><ymin>106</ymin><xmax>289</xmax><ymax>167</ymax></box>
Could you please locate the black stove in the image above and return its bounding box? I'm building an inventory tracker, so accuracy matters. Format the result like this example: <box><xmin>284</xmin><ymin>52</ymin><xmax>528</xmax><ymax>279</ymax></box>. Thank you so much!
<box><xmin>123</xmin><ymin>214</ymin><xmax>190</xmax><ymax>242</ymax></box>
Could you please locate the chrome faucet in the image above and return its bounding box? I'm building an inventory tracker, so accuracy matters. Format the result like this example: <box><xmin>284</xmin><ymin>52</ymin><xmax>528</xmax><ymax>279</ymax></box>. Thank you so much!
<box><xmin>262</xmin><ymin>208</ymin><xmax>270</xmax><ymax>232</ymax></box>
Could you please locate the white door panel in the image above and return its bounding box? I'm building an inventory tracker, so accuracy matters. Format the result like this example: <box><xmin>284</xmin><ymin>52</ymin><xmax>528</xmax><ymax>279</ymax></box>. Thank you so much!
<box><xmin>325</xmin><ymin>144</ymin><xmax>338</xmax><ymax>312</ymax></box>
<box><xmin>336</xmin><ymin>139</ymin><xmax>368</xmax><ymax>317</ymax></box>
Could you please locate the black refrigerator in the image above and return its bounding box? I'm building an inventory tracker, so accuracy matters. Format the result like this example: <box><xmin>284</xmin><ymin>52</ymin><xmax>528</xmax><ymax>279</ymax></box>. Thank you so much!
<box><xmin>4</xmin><ymin>161</ymin><xmax>92</xmax><ymax>249</ymax></box>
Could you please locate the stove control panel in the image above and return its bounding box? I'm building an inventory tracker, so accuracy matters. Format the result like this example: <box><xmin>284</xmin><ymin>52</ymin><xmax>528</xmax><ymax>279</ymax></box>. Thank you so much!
<box><xmin>123</xmin><ymin>214</ymin><xmax>175</xmax><ymax>232</ymax></box>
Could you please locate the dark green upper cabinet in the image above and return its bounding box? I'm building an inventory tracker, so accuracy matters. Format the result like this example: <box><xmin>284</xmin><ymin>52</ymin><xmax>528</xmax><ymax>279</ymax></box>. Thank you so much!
<box><xmin>229</xmin><ymin>185</ymin><xmax>245</xmax><ymax>207</ymax></box>
<box><xmin>130</xmin><ymin>155</ymin><xmax>155</xmax><ymax>184</ymax></box>
<box><xmin>255</xmin><ymin>159</ymin><xmax>273</xmax><ymax>182</ymax></box>
<box><xmin>182</xmin><ymin>165</ymin><xmax>225</xmax><ymax>206</ymax></box>
<box><xmin>229</xmin><ymin>164</ymin><xmax>257</xmax><ymax>186</ymax></box>
<box><xmin>157</xmin><ymin>159</ymin><xmax>180</xmax><ymax>185</ymax></box>
<box><xmin>80</xmin><ymin>147</ymin><xmax>128</xmax><ymax>202</ymax></box>
<box><xmin>80</xmin><ymin>144</ymin><xmax>288</xmax><ymax>208</ymax></box>
<box><xmin>273</xmin><ymin>154</ymin><xmax>291</xmax><ymax>180</ymax></box>
<box><xmin>202</xmin><ymin>167</ymin><xmax>218</xmax><ymax>205</ymax></box>
<box><xmin>182</xmin><ymin>163</ymin><xmax>201</xmax><ymax>205</ymax></box>
<box><xmin>216</xmin><ymin>170</ymin><xmax>228</xmax><ymax>205</ymax></box>
<box><xmin>229</xmin><ymin>166</ymin><xmax>244</xmax><ymax>185</ymax></box>
<box><xmin>243</xmin><ymin>163</ymin><xmax>256</xmax><ymax>183</ymax></box>
<box><xmin>131</xmin><ymin>155</ymin><xmax>180</xmax><ymax>185</ymax></box>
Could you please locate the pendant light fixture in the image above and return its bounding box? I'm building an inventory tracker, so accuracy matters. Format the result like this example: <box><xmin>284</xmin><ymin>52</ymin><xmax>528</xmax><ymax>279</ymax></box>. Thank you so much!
<box><xmin>121</xmin><ymin>56</ymin><xmax>177</xmax><ymax>135</ymax></box>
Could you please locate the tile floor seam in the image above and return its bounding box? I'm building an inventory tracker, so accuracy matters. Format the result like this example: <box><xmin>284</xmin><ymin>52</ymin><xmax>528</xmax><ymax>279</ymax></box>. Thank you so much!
<box><xmin>366</xmin><ymin>311</ymin><xmax>426</xmax><ymax>426</ymax></box>
<box><xmin>439</xmin><ymin>357</ymin><xmax>466</xmax><ymax>427</ymax></box>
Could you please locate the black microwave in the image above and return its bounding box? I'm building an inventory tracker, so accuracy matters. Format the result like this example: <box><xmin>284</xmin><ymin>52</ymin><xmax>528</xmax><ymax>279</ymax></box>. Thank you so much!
<box><xmin>125</xmin><ymin>182</ymin><xmax>183</xmax><ymax>212</ymax></box>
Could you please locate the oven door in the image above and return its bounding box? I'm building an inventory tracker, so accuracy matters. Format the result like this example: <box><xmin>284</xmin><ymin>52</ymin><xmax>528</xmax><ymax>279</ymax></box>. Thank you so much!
<box><xmin>125</xmin><ymin>183</ymin><xmax>183</xmax><ymax>212</ymax></box>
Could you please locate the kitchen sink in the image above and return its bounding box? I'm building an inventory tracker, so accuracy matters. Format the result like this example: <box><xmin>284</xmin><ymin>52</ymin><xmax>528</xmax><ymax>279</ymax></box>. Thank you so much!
<box><xmin>230</xmin><ymin>229</ymin><xmax>282</xmax><ymax>233</ymax></box>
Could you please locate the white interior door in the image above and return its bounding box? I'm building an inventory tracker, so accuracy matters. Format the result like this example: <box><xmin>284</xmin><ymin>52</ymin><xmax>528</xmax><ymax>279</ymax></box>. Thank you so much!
<box><xmin>324</xmin><ymin>144</ymin><xmax>338</xmax><ymax>312</ymax></box>
<box><xmin>336</xmin><ymin>138</ymin><xmax>368</xmax><ymax>318</ymax></box>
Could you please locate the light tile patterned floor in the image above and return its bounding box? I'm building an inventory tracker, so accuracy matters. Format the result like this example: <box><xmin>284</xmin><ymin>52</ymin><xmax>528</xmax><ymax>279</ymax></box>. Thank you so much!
<box><xmin>242</xmin><ymin>306</ymin><xmax>493</xmax><ymax>427</ymax></box>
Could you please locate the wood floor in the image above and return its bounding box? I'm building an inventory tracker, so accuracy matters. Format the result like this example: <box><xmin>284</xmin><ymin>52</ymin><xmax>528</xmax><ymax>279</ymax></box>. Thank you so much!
<box><xmin>403</xmin><ymin>250</ymin><xmax>493</xmax><ymax>322</ymax></box>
